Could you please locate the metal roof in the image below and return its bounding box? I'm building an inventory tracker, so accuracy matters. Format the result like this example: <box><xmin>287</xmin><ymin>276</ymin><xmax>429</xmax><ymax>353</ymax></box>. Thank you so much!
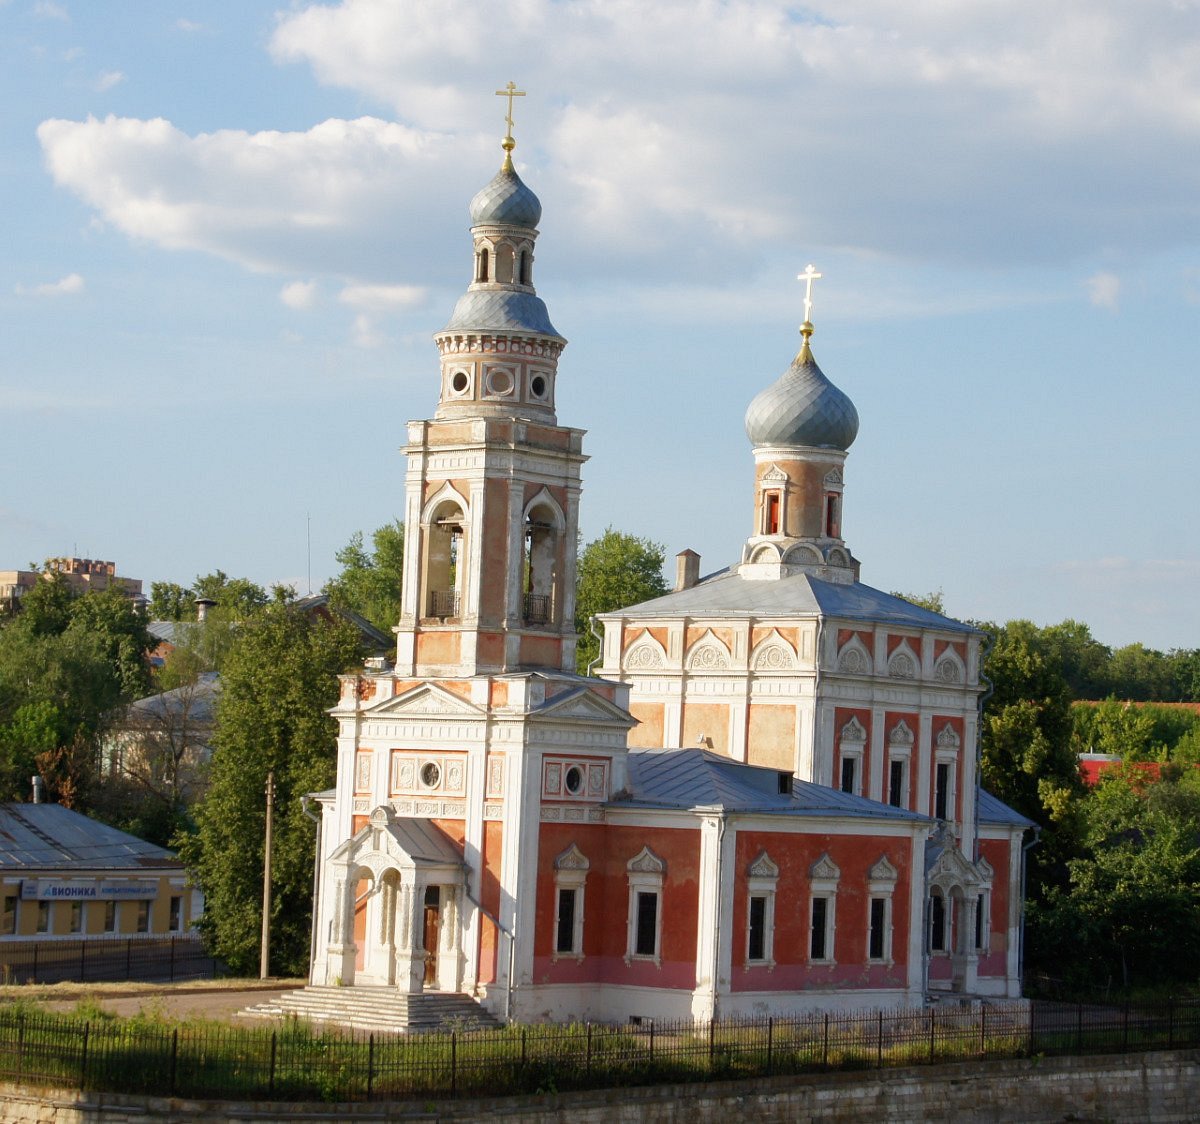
<box><xmin>0</xmin><ymin>804</ymin><xmax>180</xmax><ymax>871</ymax></box>
<box><xmin>977</xmin><ymin>789</ymin><xmax>1037</xmax><ymax>828</ymax></box>
<box><xmin>127</xmin><ymin>671</ymin><xmax>220</xmax><ymax>724</ymax></box>
<box><xmin>744</xmin><ymin>344</ymin><xmax>859</xmax><ymax>452</ymax></box>
<box><xmin>601</xmin><ymin>569</ymin><xmax>978</xmax><ymax>634</ymax></box>
<box><xmin>469</xmin><ymin>165</ymin><xmax>542</xmax><ymax>228</ymax></box>
<box><xmin>622</xmin><ymin>748</ymin><xmax>928</xmax><ymax>822</ymax></box>
<box><xmin>441</xmin><ymin>289</ymin><xmax>561</xmax><ymax>338</ymax></box>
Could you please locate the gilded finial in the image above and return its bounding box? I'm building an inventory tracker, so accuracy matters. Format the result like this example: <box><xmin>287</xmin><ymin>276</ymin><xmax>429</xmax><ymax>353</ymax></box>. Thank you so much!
<box><xmin>495</xmin><ymin>81</ymin><xmax>526</xmax><ymax>171</ymax></box>
<box><xmin>798</xmin><ymin>264</ymin><xmax>822</xmax><ymax>341</ymax></box>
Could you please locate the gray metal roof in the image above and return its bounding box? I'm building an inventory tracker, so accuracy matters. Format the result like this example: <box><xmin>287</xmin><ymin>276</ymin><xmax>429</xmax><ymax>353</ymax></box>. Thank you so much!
<box><xmin>977</xmin><ymin>789</ymin><xmax>1037</xmax><ymax>829</ymax></box>
<box><xmin>441</xmin><ymin>289</ymin><xmax>561</xmax><ymax>338</ymax></box>
<box><xmin>622</xmin><ymin>748</ymin><xmax>928</xmax><ymax>821</ymax></box>
<box><xmin>470</xmin><ymin>165</ymin><xmax>542</xmax><ymax>228</ymax></box>
<box><xmin>0</xmin><ymin>804</ymin><xmax>180</xmax><ymax>871</ymax></box>
<box><xmin>602</xmin><ymin>568</ymin><xmax>978</xmax><ymax>634</ymax></box>
<box><xmin>380</xmin><ymin>816</ymin><xmax>468</xmax><ymax>868</ymax></box>
<box><xmin>127</xmin><ymin>671</ymin><xmax>220</xmax><ymax>725</ymax></box>
<box><xmin>744</xmin><ymin>343</ymin><xmax>859</xmax><ymax>452</ymax></box>
<box><xmin>148</xmin><ymin>620</ymin><xmax>180</xmax><ymax>644</ymax></box>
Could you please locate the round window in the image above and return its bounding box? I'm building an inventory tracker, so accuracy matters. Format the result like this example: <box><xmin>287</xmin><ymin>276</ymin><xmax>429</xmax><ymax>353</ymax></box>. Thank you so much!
<box><xmin>420</xmin><ymin>762</ymin><xmax>441</xmax><ymax>788</ymax></box>
<box><xmin>485</xmin><ymin>368</ymin><xmax>515</xmax><ymax>397</ymax></box>
<box><xmin>564</xmin><ymin>765</ymin><xmax>584</xmax><ymax>795</ymax></box>
<box><xmin>451</xmin><ymin>371</ymin><xmax>470</xmax><ymax>394</ymax></box>
<box><xmin>530</xmin><ymin>374</ymin><xmax>547</xmax><ymax>399</ymax></box>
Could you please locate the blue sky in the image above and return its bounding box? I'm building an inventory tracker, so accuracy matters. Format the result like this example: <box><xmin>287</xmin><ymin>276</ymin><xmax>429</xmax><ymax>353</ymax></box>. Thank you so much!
<box><xmin>2</xmin><ymin>0</ymin><xmax>1197</xmax><ymax>651</ymax></box>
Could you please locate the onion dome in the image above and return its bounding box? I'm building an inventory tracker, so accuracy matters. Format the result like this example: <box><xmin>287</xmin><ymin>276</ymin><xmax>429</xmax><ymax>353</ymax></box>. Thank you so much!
<box><xmin>469</xmin><ymin>165</ymin><xmax>542</xmax><ymax>229</ymax></box>
<box><xmin>744</xmin><ymin>337</ymin><xmax>859</xmax><ymax>452</ymax></box>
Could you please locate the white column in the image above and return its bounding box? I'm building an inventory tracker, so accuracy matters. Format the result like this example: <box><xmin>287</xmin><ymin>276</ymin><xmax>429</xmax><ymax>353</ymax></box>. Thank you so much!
<box><xmin>868</xmin><ymin>706</ymin><xmax>886</xmax><ymax>802</ymax></box>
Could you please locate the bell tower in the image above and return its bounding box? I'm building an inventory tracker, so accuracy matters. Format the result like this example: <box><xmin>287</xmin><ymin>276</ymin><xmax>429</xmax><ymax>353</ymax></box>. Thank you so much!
<box><xmin>394</xmin><ymin>89</ymin><xmax>586</xmax><ymax>677</ymax></box>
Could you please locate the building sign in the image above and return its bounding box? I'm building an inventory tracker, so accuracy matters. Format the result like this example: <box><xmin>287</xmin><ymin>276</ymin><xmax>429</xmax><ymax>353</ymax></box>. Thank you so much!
<box><xmin>20</xmin><ymin>879</ymin><xmax>158</xmax><ymax>901</ymax></box>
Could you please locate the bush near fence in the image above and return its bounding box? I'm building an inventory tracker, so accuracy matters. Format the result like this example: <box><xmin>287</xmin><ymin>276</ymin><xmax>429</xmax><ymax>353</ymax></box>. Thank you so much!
<box><xmin>2</xmin><ymin>998</ymin><xmax>1200</xmax><ymax>1103</ymax></box>
<box><xmin>0</xmin><ymin>937</ymin><xmax>221</xmax><ymax>985</ymax></box>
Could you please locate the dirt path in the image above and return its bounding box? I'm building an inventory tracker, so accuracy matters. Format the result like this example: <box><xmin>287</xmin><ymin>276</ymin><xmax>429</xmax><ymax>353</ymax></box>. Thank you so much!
<box><xmin>0</xmin><ymin>978</ymin><xmax>305</xmax><ymax>1023</ymax></box>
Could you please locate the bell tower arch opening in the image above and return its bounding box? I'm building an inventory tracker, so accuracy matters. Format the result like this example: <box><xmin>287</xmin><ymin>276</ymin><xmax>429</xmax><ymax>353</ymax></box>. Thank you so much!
<box><xmin>421</xmin><ymin>491</ymin><xmax>469</xmax><ymax>620</ymax></box>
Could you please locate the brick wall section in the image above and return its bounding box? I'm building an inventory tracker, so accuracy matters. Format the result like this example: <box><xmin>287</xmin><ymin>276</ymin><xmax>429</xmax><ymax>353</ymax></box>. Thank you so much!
<box><xmin>3</xmin><ymin>1050</ymin><xmax>1200</xmax><ymax>1122</ymax></box>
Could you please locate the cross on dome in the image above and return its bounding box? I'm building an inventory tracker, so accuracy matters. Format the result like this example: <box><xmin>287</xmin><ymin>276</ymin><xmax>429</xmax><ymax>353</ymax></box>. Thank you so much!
<box><xmin>495</xmin><ymin>81</ymin><xmax>526</xmax><ymax>168</ymax></box>
<box><xmin>798</xmin><ymin>263</ymin><xmax>822</xmax><ymax>338</ymax></box>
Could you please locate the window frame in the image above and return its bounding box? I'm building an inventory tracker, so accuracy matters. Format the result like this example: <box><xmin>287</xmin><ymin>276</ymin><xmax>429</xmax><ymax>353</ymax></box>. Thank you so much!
<box><xmin>36</xmin><ymin>900</ymin><xmax>51</xmax><ymax>934</ymax></box>
<box><xmin>552</xmin><ymin>843</ymin><xmax>589</xmax><ymax>962</ymax></box>
<box><xmin>866</xmin><ymin>855</ymin><xmax>899</xmax><ymax>965</ymax></box>
<box><xmin>745</xmin><ymin>850</ymin><xmax>779</xmax><ymax>969</ymax></box>
<box><xmin>808</xmin><ymin>854</ymin><xmax>841</xmax><ymax>965</ymax></box>
<box><xmin>624</xmin><ymin>846</ymin><xmax>666</xmax><ymax>967</ymax></box>
<box><xmin>1</xmin><ymin>894</ymin><xmax>17</xmax><ymax>936</ymax></box>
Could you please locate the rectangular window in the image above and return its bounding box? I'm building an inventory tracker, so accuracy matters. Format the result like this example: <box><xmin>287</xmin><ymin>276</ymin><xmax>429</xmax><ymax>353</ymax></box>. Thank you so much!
<box><xmin>765</xmin><ymin>492</ymin><xmax>781</xmax><ymax>534</ymax></box>
<box><xmin>748</xmin><ymin>895</ymin><xmax>767</xmax><ymax>961</ymax></box>
<box><xmin>869</xmin><ymin>897</ymin><xmax>887</xmax><ymax>960</ymax></box>
<box><xmin>810</xmin><ymin>896</ymin><xmax>829</xmax><ymax>960</ymax></box>
<box><xmin>889</xmin><ymin>759</ymin><xmax>906</xmax><ymax>808</ymax></box>
<box><xmin>935</xmin><ymin>762</ymin><xmax>951</xmax><ymax>819</ymax></box>
<box><xmin>840</xmin><ymin>756</ymin><xmax>857</xmax><ymax>795</ymax></box>
<box><xmin>69</xmin><ymin>901</ymin><xmax>84</xmax><ymax>934</ymax></box>
<box><xmin>169</xmin><ymin>896</ymin><xmax>183</xmax><ymax>933</ymax></box>
<box><xmin>555</xmin><ymin>888</ymin><xmax>577</xmax><ymax>955</ymax></box>
<box><xmin>36</xmin><ymin>901</ymin><xmax>51</xmax><ymax>934</ymax></box>
<box><xmin>824</xmin><ymin>493</ymin><xmax>840</xmax><ymax>538</ymax></box>
<box><xmin>931</xmin><ymin>894</ymin><xmax>947</xmax><ymax>952</ymax></box>
<box><xmin>975</xmin><ymin>894</ymin><xmax>986</xmax><ymax>951</ymax></box>
<box><xmin>1</xmin><ymin>895</ymin><xmax>16</xmax><ymax>936</ymax></box>
<box><xmin>104</xmin><ymin>900</ymin><xmax>118</xmax><ymax>933</ymax></box>
<box><xmin>635</xmin><ymin>891</ymin><xmax>658</xmax><ymax>957</ymax></box>
<box><xmin>136</xmin><ymin>901</ymin><xmax>151</xmax><ymax>934</ymax></box>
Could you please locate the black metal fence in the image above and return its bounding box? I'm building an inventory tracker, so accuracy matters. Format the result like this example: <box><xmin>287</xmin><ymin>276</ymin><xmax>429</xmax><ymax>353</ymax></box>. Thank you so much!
<box><xmin>0</xmin><ymin>937</ymin><xmax>221</xmax><ymax>985</ymax></box>
<box><xmin>0</xmin><ymin>997</ymin><xmax>1198</xmax><ymax>1103</ymax></box>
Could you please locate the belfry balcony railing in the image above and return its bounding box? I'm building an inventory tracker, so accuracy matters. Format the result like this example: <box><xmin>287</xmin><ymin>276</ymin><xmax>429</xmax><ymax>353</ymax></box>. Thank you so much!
<box><xmin>428</xmin><ymin>590</ymin><xmax>459</xmax><ymax>619</ymax></box>
<box><xmin>523</xmin><ymin>593</ymin><xmax>552</xmax><ymax>626</ymax></box>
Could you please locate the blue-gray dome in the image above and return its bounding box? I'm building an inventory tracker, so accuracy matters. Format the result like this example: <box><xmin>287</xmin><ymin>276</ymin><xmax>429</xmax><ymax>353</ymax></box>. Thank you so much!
<box><xmin>470</xmin><ymin>166</ymin><xmax>542</xmax><ymax>228</ymax></box>
<box><xmin>744</xmin><ymin>345</ymin><xmax>859</xmax><ymax>451</ymax></box>
<box><xmin>441</xmin><ymin>289</ymin><xmax>561</xmax><ymax>338</ymax></box>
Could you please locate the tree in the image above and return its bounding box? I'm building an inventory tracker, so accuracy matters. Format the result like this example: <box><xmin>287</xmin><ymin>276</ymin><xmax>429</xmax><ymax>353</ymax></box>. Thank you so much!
<box><xmin>891</xmin><ymin>590</ymin><xmax>945</xmax><ymax>615</ymax></box>
<box><xmin>192</xmin><ymin>570</ymin><xmax>269</xmax><ymax>620</ymax></box>
<box><xmin>65</xmin><ymin>585</ymin><xmax>154</xmax><ymax>701</ymax></box>
<box><xmin>177</xmin><ymin>594</ymin><xmax>363</xmax><ymax>975</ymax></box>
<box><xmin>148</xmin><ymin>581</ymin><xmax>196</xmax><ymax>621</ymax></box>
<box><xmin>574</xmin><ymin>529</ymin><xmax>668</xmax><ymax>674</ymax></box>
<box><xmin>323</xmin><ymin>521</ymin><xmax>405</xmax><ymax>633</ymax></box>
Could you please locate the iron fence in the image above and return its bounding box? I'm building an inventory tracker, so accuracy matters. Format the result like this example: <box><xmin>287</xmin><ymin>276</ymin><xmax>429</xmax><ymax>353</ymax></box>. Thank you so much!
<box><xmin>0</xmin><ymin>997</ymin><xmax>1198</xmax><ymax>1103</ymax></box>
<box><xmin>0</xmin><ymin>937</ymin><xmax>221</xmax><ymax>985</ymax></box>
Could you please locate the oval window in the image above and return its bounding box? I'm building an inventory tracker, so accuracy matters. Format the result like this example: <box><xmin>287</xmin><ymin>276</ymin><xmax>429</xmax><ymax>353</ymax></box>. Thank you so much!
<box><xmin>451</xmin><ymin>371</ymin><xmax>469</xmax><ymax>394</ymax></box>
<box><xmin>420</xmin><ymin>762</ymin><xmax>441</xmax><ymax>788</ymax></box>
<box><xmin>530</xmin><ymin>374</ymin><xmax>547</xmax><ymax>399</ymax></box>
<box><xmin>564</xmin><ymin>765</ymin><xmax>584</xmax><ymax>795</ymax></box>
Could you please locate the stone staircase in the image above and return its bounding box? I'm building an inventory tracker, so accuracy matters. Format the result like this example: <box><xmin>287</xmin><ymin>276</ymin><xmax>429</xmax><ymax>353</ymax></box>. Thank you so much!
<box><xmin>240</xmin><ymin>986</ymin><xmax>502</xmax><ymax>1034</ymax></box>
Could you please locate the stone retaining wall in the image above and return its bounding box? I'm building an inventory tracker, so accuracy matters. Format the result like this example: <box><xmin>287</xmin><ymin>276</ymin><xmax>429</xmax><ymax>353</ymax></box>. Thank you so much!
<box><xmin>3</xmin><ymin>1049</ymin><xmax>1198</xmax><ymax>1122</ymax></box>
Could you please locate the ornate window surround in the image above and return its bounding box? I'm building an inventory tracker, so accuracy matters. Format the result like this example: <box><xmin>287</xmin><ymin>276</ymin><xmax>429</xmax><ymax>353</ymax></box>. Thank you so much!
<box><xmin>745</xmin><ymin>850</ymin><xmax>779</xmax><ymax>969</ymax></box>
<box><xmin>552</xmin><ymin>843</ymin><xmax>590</xmax><ymax>961</ymax></box>
<box><xmin>625</xmin><ymin>846</ymin><xmax>666</xmax><ymax>967</ymax></box>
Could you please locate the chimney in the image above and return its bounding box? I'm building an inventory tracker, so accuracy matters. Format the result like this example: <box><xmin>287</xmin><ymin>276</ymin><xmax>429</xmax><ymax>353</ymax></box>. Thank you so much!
<box><xmin>675</xmin><ymin>549</ymin><xmax>700</xmax><ymax>592</ymax></box>
<box><xmin>194</xmin><ymin>597</ymin><xmax>217</xmax><ymax>622</ymax></box>
<box><xmin>31</xmin><ymin>775</ymin><xmax>45</xmax><ymax>804</ymax></box>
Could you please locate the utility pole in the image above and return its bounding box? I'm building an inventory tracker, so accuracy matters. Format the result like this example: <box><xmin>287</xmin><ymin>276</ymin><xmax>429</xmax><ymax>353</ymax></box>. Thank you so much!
<box><xmin>260</xmin><ymin>769</ymin><xmax>275</xmax><ymax>979</ymax></box>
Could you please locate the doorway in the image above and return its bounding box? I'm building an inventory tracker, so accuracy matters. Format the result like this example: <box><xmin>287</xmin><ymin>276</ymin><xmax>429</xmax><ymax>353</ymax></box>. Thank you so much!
<box><xmin>423</xmin><ymin>885</ymin><xmax>440</xmax><ymax>987</ymax></box>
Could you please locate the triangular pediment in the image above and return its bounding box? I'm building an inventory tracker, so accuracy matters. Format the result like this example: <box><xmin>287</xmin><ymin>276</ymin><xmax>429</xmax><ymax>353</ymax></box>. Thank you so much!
<box><xmin>328</xmin><ymin>805</ymin><xmax>467</xmax><ymax>877</ymax></box>
<box><xmin>869</xmin><ymin>855</ymin><xmax>899</xmax><ymax>883</ymax></box>
<box><xmin>365</xmin><ymin>683</ymin><xmax>484</xmax><ymax>719</ymax></box>
<box><xmin>532</xmin><ymin>686</ymin><xmax>634</xmax><ymax>725</ymax></box>
<box><xmin>928</xmin><ymin>844</ymin><xmax>981</xmax><ymax>890</ymax></box>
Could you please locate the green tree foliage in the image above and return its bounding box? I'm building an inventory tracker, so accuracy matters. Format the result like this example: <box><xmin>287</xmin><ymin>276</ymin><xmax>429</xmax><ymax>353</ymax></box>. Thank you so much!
<box><xmin>191</xmin><ymin>570</ymin><xmax>269</xmax><ymax>620</ymax></box>
<box><xmin>1029</xmin><ymin>768</ymin><xmax>1200</xmax><ymax>992</ymax></box>
<box><xmin>148</xmin><ymin>581</ymin><xmax>195</xmax><ymax>621</ymax></box>
<box><xmin>574</xmin><ymin>529</ymin><xmax>669</xmax><ymax>674</ymax></box>
<box><xmin>891</xmin><ymin>590</ymin><xmax>945</xmax><ymax>614</ymax></box>
<box><xmin>322</xmin><ymin>521</ymin><xmax>405</xmax><ymax>633</ymax></box>
<box><xmin>177</xmin><ymin>595</ymin><xmax>363</xmax><ymax>976</ymax></box>
<box><xmin>1070</xmin><ymin>699</ymin><xmax>1200</xmax><ymax>763</ymax></box>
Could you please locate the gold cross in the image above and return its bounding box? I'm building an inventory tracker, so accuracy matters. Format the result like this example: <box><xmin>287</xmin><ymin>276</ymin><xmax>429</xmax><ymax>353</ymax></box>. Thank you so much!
<box><xmin>798</xmin><ymin>263</ymin><xmax>822</xmax><ymax>326</ymax></box>
<box><xmin>495</xmin><ymin>81</ymin><xmax>526</xmax><ymax>147</ymax></box>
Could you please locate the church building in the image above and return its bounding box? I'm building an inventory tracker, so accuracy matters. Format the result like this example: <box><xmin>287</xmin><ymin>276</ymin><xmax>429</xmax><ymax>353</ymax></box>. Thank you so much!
<box><xmin>306</xmin><ymin>96</ymin><xmax>1032</xmax><ymax>1024</ymax></box>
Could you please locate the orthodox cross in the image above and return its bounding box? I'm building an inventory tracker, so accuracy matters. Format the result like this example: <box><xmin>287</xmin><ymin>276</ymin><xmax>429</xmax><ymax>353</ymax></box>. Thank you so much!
<box><xmin>798</xmin><ymin>263</ymin><xmax>822</xmax><ymax>327</ymax></box>
<box><xmin>495</xmin><ymin>81</ymin><xmax>526</xmax><ymax>147</ymax></box>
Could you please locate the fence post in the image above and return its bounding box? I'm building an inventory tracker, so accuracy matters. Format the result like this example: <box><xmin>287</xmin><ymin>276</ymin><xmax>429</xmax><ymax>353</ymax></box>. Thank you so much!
<box><xmin>31</xmin><ymin>944</ymin><xmax>37</xmax><ymax>985</ymax></box>
<box><xmin>169</xmin><ymin>1028</ymin><xmax>178</xmax><ymax>1095</ymax></box>
<box><xmin>367</xmin><ymin>1033</ymin><xmax>374</xmax><ymax>1101</ymax></box>
<box><xmin>79</xmin><ymin>1021</ymin><xmax>90</xmax><ymax>1089</ymax></box>
<box><xmin>979</xmin><ymin>1003</ymin><xmax>987</xmax><ymax>1058</ymax></box>
<box><xmin>928</xmin><ymin>1007</ymin><xmax>935</xmax><ymax>1064</ymax></box>
<box><xmin>125</xmin><ymin>939</ymin><xmax>132</xmax><ymax>981</ymax></box>
<box><xmin>521</xmin><ymin>1026</ymin><xmax>527</xmax><ymax>1073</ymax></box>
<box><xmin>79</xmin><ymin>941</ymin><xmax>86</xmax><ymax>983</ymax></box>
<box><xmin>170</xmin><ymin>937</ymin><xmax>176</xmax><ymax>982</ymax></box>
<box><xmin>649</xmin><ymin>1019</ymin><xmax>655</xmax><ymax>1065</ymax></box>
<box><xmin>1169</xmin><ymin>997</ymin><xmax>1175</xmax><ymax>1050</ymax></box>
<box><xmin>17</xmin><ymin>1014</ymin><xmax>25</xmax><ymax>1080</ymax></box>
<box><xmin>451</xmin><ymin>1030</ymin><xmax>457</xmax><ymax>1098</ymax></box>
<box><xmin>877</xmin><ymin>1011</ymin><xmax>884</xmax><ymax>1068</ymax></box>
<box><xmin>1076</xmin><ymin>1002</ymin><xmax>1083</xmax><ymax>1052</ymax></box>
<box><xmin>586</xmin><ymin>1023</ymin><xmax>592</xmax><ymax>1077</ymax></box>
<box><xmin>708</xmin><ymin>1017</ymin><xmax>715</xmax><ymax>1070</ymax></box>
<box><xmin>822</xmin><ymin>1012</ymin><xmax>829</xmax><ymax>1071</ymax></box>
<box><xmin>268</xmin><ymin>1030</ymin><xmax>277</xmax><ymax>1096</ymax></box>
<box><xmin>1028</xmin><ymin>999</ymin><xmax>1035</xmax><ymax>1055</ymax></box>
<box><xmin>1123</xmin><ymin>999</ymin><xmax>1130</xmax><ymax>1052</ymax></box>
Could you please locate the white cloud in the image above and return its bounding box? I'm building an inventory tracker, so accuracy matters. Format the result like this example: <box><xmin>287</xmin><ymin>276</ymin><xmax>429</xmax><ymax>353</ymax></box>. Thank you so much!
<box><xmin>338</xmin><ymin>282</ymin><xmax>425</xmax><ymax>310</ymax></box>
<box><xmin>1086</xmin><ymin>271</ymin><xmax>1120</xmax><ymax>310</ymax></box>
<box><xmin>176</xmin><ymin>19</ymin><xmax>202</xmax><ymax>33</ymax></box>
<box><xmin>15</xmin><ymin>272</ymin><xmax>85</xmax><ymax>297</ymax></box>
<box><xmin>33</xmin><ymin>1</ymin><xmax>68</xmax><ymax>20</ymax></box>
<box><xmin>94</xmin><ymin>70</ymin><xmax>125</xmax><ymax>92</ymax></box>
<box><xmin>280</xmin><ymin>280</ymin><xmax>318</xmax><ymax>309</ymax></box>
<box><xmin>350</xmin><ymin>312</ymin><xmax>384</xmax><ymax>348</ymax></box>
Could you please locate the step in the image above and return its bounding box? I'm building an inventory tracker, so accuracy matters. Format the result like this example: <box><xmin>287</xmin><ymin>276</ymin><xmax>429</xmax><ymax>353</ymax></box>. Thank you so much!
<box><xmin>240</xmin><ymin>986</ymin><xmax>501</xmax><ymax>1034</ymax></box>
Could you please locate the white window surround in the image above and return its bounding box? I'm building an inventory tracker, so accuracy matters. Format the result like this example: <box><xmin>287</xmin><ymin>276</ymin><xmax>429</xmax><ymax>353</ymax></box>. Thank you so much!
<box><xmin>809</xmin><ymin>853</ymin><xmax>841</xmax><ymax>964</ymax></box>
<box><xmin>745</xmin><ymin>850</ymin><xmax>779</xmax><ymax>969</ymax></box>
<box><xmin>887</xmin><ymin>720</ymin><xmax>914</xmax><ymax>809</ymax></box>
<box><xmin>930</xmin><ymin>889</ymin><xmax>952</xmax><ymax>954</ymax></box>
<box><xmin>867</xmin><ymin>856</ymin><xmax>899</xmax><ymax>964</ymax></box>
<box><xmin>552</xmin><ymin>843</ymin><xmax>589</xmax><ymax>962</ymax></box>
<box><xmin>625</xmin><ymin>846</ymin><xmax>666</xmax><ymax>967</ymax></box>
<box><xmin>975</xmin><ymin>856</ymin><xmax>994</xmax><ymax>954</ymax></box>
<box><xmin>838</xmin><ymin>717</ymin><xmax>867</xmax><ymax>797</ymax></box>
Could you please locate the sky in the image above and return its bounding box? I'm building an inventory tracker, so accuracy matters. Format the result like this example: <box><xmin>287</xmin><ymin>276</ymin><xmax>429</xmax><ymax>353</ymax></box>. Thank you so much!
<box><xmin>2</xmin><ymin>0</ymin><xmax>1198</xmax><ymax>652</ymax></box>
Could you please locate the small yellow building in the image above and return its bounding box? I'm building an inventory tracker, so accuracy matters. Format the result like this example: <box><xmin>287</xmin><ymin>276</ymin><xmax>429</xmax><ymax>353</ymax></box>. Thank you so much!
<box><xmin>0</xmin><ymin>801</ymin><xmax>199</xmax><ymax>940</ymax></box>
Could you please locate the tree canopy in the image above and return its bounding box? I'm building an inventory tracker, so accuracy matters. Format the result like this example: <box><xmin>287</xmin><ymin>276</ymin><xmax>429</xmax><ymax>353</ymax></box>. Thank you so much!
<box><xmin>176</xmin><ymin>594</ymin><xmax>363</xmax><ymax>975</ymax></box>
<box><xmin>574</xmin><ymin>529</ymin><xmax>668</xmax><ymax>674</ymax></box>
<box><xmin>322</xmin><ymin>521</ymin><xmax>405</xmax><ymax>633</ymax></box>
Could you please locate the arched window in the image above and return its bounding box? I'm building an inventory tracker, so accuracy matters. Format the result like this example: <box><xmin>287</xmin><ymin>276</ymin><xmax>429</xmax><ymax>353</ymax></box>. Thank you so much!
<box><xmin>423</xmin><ymin>498</ymin><xmax>466</xmax><ymax>619</ymax></box>
<box><xmin>523</xmin><ymin>503</ymin><xmax>558</xmax><ymax>626</ymax></box>
<box><xmin>496</xmin><ymin>243</ymin><xmax>515</xmax><ymax>284</ymax></box>
<box><xmin>518</xmin><ymin>249</ymin><xmax>531</xmax><ymax>285</ymax></box>
<box><xmin>475</xmin><ymin>247</ymin><xmax>489</xmax><ymax>283</ymax></box>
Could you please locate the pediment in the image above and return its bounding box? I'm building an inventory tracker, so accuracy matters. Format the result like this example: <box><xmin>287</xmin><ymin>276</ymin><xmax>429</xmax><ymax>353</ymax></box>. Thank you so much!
<box><xmin>810</xmin><ymin>853</ymin><xmax>841</xmax><ymax>883</ymax></box>
<box><xmin>328</xmin><ymin>805</ymin><xmax>466</xmax><ymax>877</ymax></box>
<box><xmin>747</xmin><ymin>849</ymin><xmax>780</xmax><ymax>880</ymax></box>
<box><xmin>869</xmin><ymin>855</ymin><xmax>899</xmax><ymax>883</ymax></box>
<box><xmin>533</xmin><ymin>687</ymin><xmax>634</xmax><ymax>725</ymax></box>
<box><xmin>554</xmin><ymin>843</ymin><xmax>591</xmax><ymax>872</ymax></box>
<box><xmin>365</xmin><ymin>683</ymin><xmax>484</xmax><ymax>719</ymax></box>
<box><xmin>928</xmin><ymin>844</ymin><xmax>981</xmax><ymax>889</ymax></box>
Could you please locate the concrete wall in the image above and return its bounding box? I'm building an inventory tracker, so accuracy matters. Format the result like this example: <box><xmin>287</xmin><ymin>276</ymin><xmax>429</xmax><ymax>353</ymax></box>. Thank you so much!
<box><xmin>3</xmin><ymin>1049</ymin><xmax>1199</xmax><ymax>1122</ymax></box>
